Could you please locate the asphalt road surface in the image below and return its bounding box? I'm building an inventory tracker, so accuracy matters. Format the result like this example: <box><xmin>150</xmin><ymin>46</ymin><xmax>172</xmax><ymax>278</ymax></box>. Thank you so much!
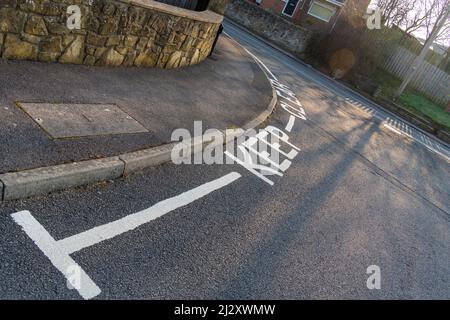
<box><xmin>0</xmin><ymin>22</ymin><xmax>449</xmax><ymax>300</ymax></box>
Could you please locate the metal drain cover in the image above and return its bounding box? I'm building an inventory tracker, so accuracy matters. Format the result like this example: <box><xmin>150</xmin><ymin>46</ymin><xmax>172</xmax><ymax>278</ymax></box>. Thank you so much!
<box><xmin>19</xmin><ymin>103</ymin><xmax>148</xmax><ymax>138</ymax></box>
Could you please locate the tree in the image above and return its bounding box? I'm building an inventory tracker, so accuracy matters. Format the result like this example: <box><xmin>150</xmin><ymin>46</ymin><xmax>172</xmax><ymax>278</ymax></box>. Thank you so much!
<box><xmin>422</xmin><ymin>0</ymin><xmax>450</xmax><ymax>44</ymax></box>
<box><xmin>394</xmin><ymin>1</ymin><xmax>450</xmax><ymax>98</ymax></box>
<box><xmin>376</xmin><ymin>0</ymin><xmax>450</xmax><ymax>45</ymax></box>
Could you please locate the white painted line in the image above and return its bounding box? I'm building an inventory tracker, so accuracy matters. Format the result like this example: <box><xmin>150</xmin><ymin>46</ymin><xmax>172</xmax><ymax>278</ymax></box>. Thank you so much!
<box><xmin>225</xmin><ymin>151</ymin><xmax>277</xmax><ymax>186</ymax></box>
<box><xmin>57</xmin><ymin>172</ymin><xmax>242</xmax><ymax>254</ymax></box>
<box><xmin>11</xmin><ymin>211</ymin><xmax>101</xmax><ymax>300</ymax></box>
<box><xmin>11</xmin><ymin>172</ymin><xmax>242</xmax><ymax>299</ymax></box>
<box><xmin>409</xmin><ymin>137</ymin><xmax>450</xmax><ymax>161</ymax></box>
<box><xmin>383</xmin><ymin>123</ymin><xmax>403</xmax><ymax>136</ymax></box>
<box><xmin>223</xmin><ymin>31</ymin><xmax>278</xmax><ymax>81</ymax></box>
<box><xmin>285</xmin><ymin>115</ymin><xmax>296</xmax><ymax>132</ymax></box>
<box><xmin>382</xmin><ymin>122</ymin><xmax>450</xmax><ymax>161</ymax></box>
<box><xmin>224</xmin><ymin>25</ymin><xmax>450</xmax><ymax>162</ymax></box>
<box><xmin>244</xmin><ymin>48</ymin><xmax>278</xmax><ymax>81</ymax></box>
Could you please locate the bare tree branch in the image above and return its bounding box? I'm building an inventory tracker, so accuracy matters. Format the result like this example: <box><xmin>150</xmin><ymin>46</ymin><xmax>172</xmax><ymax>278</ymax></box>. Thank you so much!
<box><xmin>375</xmin><ymin>0</ymin><xmax>450</xmax><ymax>45</ymax></box>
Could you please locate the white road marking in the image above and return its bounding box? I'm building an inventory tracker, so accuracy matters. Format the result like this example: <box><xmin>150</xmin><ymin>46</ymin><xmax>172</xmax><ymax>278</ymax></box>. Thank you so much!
<box><xmin>58</xmin><ymin>172</ymin><xmax>242</xmax><ymax>253</ymax></box>
<box><xmin>224</xmin><ymin>24</ymin><xmax>450</xmax><ymax>163</ymax></box>
<box><xmin>383</xmin><ymin>123</ymin><xmax>403</xmax><ymax>135</ymax></box>
<box><xmin>11</xmin><ymin>172</ymin><xmax>242</xmax><ymax>299</ymax></box>
<box><xmin>244</xmin><ymin>48</ymin><xmax>278</xmax><ymax>81</ymax></box>
<box><xmin>225</xmin><ymin>151</ymin><xmax>276</xmax><ymax>185</ymax></box>
<box><xmin>223</xmin><ymin>31</ymin><xmax>278</xmax><ymax>81</ymax></box>
<box><xmin>285</xmin><ymin>115</ymin><xmax>296</xmax><ymax>132</ymax></box>
<box><xmin>11</xmin><ymin>211</ymin><xmax>101</xmax><ymax>300</ymax></box>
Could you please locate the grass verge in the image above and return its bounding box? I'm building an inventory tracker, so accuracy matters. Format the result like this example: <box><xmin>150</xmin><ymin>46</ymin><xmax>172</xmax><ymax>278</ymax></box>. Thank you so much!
<box><xmin>374</xmin><ymin>69</ymin><xmax>450</xmax><ymax>129</ymax></box>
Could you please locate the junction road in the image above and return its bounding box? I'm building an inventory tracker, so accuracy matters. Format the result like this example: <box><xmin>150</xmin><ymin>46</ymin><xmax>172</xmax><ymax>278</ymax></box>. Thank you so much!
<box><xmin>0</xmin><ymin>22</ymin><xmax>449</xmax><ymax>300</ymax></box>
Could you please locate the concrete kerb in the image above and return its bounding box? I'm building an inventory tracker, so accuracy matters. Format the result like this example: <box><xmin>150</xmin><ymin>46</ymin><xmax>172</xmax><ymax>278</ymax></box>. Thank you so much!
<box><xmin>0</xmin><ymin>157</ymin><xmax>125</xmax><ymax>201</ymax></box>
<box><xmin>118</xmin><ymin>81</ymin><xmax>277</xmax><ymax>176</ymax></box>
<box><xmin>0</xmin><ymin>56</ymin><xmax>278</xmax><ymax>202</ymax></box>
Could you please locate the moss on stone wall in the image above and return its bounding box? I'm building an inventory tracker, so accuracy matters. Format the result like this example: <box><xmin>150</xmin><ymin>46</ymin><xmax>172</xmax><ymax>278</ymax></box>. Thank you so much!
<box><xmin>208</xmin><ymin>0</ymin><xmax>229</xmax><ymax>15</ymax></box>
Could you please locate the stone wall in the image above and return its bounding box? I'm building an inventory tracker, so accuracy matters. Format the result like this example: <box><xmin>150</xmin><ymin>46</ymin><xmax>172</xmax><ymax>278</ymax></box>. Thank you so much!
<box><xmin>208</xmin><ymin>0</ymin><xmax>229</xmax><ymax>15</ymax></box>
<box><xmin>0</xmin><ymin>0</ymin><xmax>223</xmax><ymax>68</ymax></box>
<box><xmin>224</xmin><ymin>0</ymin><xmax>312</xmax><ymax>55</ymax></box>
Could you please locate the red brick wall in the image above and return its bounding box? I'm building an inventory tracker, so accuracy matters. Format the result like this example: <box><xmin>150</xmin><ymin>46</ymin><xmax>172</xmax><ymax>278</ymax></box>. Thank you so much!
<box><xmin>257</xmin><ymin>0</ymin><xmax>370</xmax><ymax>33</ymax></box>
<box><xmin>260</xmin><ymin>0</ymin><xmax>286</xmax><ymax>14</ymax></box>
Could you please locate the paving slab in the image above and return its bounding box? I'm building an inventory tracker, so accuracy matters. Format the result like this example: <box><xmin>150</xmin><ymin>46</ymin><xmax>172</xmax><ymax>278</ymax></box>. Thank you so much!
<box><xmin>18</xmin><ymin>103</ymin><xmax>148</xmax><ymax>138</ymax></box>
<box><xmin>0</xmin><ymin>36</ymin><xmax>272</xmax><ymax>173</ymax></box>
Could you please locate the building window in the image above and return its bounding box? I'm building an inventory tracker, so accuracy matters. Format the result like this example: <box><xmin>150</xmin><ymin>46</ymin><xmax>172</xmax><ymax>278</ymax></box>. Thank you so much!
<box><xmin>307</xmin><ymin>0</ymin><xmax>337</xmax><ymax>22</ymax></box>
<box><xmin>282</xmin><ymin>0</ymin><xmax>301</xmax><ymax>17</ymax></box>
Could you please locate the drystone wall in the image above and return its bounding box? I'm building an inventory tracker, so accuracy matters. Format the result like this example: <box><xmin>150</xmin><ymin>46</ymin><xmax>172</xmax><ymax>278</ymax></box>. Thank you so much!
<box><xmin>0</xmin><ymin>0</ymin><xmax>223</xmax><ymax>68</ymax></box>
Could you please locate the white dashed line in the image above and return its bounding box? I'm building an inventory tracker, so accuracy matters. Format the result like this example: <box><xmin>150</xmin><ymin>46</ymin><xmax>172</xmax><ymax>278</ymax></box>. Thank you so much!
<box><xmin>383</xmin><ymin>123</ymin><xmax>403</xmax><ymax>135</ymax></box>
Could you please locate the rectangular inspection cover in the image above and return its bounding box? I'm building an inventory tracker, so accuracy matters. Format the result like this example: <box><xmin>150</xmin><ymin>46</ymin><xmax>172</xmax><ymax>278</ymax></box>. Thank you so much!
<box><xmin>19</xmin><ymin>103</ymin><xmax>148</xmax><ymax>138</ymax></box>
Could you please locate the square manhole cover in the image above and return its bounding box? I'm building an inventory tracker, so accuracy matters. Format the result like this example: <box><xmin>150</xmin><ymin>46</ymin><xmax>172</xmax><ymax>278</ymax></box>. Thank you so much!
<box><xmin>19</xmin><ymin>103</ymin><xmax>149</xmax><ymax>138</ymax></box>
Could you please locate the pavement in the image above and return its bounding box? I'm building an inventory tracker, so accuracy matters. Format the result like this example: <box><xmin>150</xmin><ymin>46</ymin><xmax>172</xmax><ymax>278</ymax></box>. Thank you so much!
<box><xmin>0</xmin><ymin>23</ymin><xmax>449</xmax><ymax>300</ymax></box>
<box><xmin>0</xmin><ymin>36</ymin><xmax>272</xmax><ymax>174</ymax></box>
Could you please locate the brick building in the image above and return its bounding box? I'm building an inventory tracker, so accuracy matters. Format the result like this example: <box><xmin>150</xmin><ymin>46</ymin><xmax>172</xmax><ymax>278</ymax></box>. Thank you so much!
<box><xmin>254</xmin><ymin>0</ymin><xmax>370</xmax><ymax>33</ymax></box>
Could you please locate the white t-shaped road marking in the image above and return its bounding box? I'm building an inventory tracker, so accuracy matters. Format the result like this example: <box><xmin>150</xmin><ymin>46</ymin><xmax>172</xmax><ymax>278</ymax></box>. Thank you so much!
<box><xmin>11</xmin><ymin>172</ymin><xmax>242</xmax><ymax>299</ymax></box>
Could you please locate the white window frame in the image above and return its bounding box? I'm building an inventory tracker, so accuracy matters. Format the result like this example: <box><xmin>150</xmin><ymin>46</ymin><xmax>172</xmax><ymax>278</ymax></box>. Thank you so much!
<box><xmin>307</xmin><ymin>0</ymin><xmax>337</xmax><ymax>22</ymax></box>
<box><xmin>282</xmin><ymin>0</ymin><xmax>301</xmax><ymax>17</ymax></box>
